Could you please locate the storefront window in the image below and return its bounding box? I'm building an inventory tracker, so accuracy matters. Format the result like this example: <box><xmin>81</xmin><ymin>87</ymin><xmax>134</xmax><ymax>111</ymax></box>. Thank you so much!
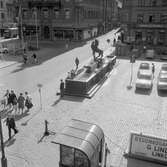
<box><xmin>75</xmin><ymin>150</ymin><xmax>89</xmax><ymax>167</ymax></box>
<box><xmin>61</xmin><ymin>146</ymin><xmax>74</xmax><ymax>167</ymax></box>
<box><xmin>137</xmin><ymin>14</ymin><xmax>144</xmax><ymax>23</ymax></box>
<box><xmin>158</xmin><ymin>31</ymin><xmax>165</xmax><ymax>45</ymax></box>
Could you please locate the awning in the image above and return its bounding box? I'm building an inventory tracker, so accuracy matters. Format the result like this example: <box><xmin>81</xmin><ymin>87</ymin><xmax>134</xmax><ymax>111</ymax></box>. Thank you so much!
<box><xmin>52</xmin><ymin>119</ymin><xmax>104</xmax><ymax>160</ymax></box>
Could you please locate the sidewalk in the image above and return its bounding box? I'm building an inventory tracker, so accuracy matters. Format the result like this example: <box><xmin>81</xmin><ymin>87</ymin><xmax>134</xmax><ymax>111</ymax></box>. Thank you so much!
<box><xmin>0</xmin><ymin>54</ymin><xmax>22</xmax><ymax>69</ymax></box>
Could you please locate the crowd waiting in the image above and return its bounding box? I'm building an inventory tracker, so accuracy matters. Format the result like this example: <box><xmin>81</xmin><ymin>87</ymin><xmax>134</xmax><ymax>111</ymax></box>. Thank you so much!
<box><xmin>1</xmin><ymin>90</ymin><xmax>33</xmax><ymax>114</ymax></box>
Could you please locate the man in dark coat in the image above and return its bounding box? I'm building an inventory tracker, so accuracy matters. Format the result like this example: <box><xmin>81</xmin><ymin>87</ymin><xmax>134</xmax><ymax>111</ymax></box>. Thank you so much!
<box><xmin>6</xmin><ymin>116</ymin><xmax>18</xmax><ymax>139</ymax></box>
<box><xmin>75</xmin><ymin>57</ymin><xmax>79</xmax><ymax>70</ymax></box>
<box><xmin>8</xmin><ymin>90</ymin><xmax>17</xmax><ymax>110</ymax></box>
<box><xmin>60</xmin><ymin>79</ymin><xmax>65</xmax><ymax>97</ymax></box>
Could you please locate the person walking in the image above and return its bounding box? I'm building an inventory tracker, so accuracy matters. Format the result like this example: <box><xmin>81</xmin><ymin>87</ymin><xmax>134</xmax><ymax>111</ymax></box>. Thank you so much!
<box><xmin>8</xmin><ymin>90</ymin><xmax>17</xmax><ymax>111</ymax></box>
<box><xmin>6</xmin><ymin>116</ymin><xmax>18</xmax><ymax>140</ymax></box>
<box><xmin>60</xmin><ymin>79</ymin><xmax>65</xmax><ymax>97</ymax></box>
<box><xmin>152</xmin><ymin>63</ymin><xmax>155</xmax><ymax>78</ymax></box>
<box><xmin>91</xmin><ymin>40</ymin><xmax>96</xmax><ymax>60</ymax></box>
<box><xmin>3</xmin><ymin>89</ymin><xmax>10</xmax><ymax>109</ymax></box>
<box><xmin>17</xmin><ymin>93</ymin><xmax>25</xmax><ymax>114</ymax></box>
<box><xmin>75</xmin><ymin>57</ymin><xmax>79</xmax><ymax>70</ymax></box>
<box><xmin>32</xmin><ymin>53</ymin><xmax>38</xmax><ymax>64</ymax></box>
<box><xmin>23</xmin><ymin>53</ymin><xmax>28</xmax><ymax>64</ymax></box>
<box><xmin>25</xmin><ymin>92</ymin><xmax>33</xmax><ymax>112</ymax></box>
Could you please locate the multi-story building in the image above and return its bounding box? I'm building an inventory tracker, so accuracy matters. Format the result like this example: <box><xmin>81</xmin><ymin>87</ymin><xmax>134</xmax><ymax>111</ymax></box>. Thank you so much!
<box><xmin>16</xmin><ymin>0</ymin><xmax>113</xmax><ymax>41</ymax></box>
<box><xmin>0</xmin><ymin>0</ymin><xmax>17</xmax><ymax>37</ymax></box>
<box><xmin>121</xmin><ymin>0</ymin><xmax>167</xmax><ymax>49</ymax></box>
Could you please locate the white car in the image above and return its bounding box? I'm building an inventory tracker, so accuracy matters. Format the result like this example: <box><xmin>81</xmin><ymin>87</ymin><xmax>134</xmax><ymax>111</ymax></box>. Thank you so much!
<box><xmin>137</xmin><ymin>62</ymin><xmax>151</xmax><ymax>77</ymax></box>
<box><xmin>157</xmin><ymin>73</ymin><xmax>167</xmax><ymax>91</ymax></box>
<box><xmin>136</xmin><ymin>70</ymin><xmax>153</xmax><ymax>90</ymax></box>
<box><xmin>160</xmin><ymin>64</ymin><xmax>167</xmax><ymax>74</ymax></box>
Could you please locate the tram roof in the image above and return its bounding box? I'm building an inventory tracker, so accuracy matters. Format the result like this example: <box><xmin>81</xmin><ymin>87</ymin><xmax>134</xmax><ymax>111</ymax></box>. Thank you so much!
<box><xmin>52</xmin><ymin>119</ymin><xmax>104</xmax><ymax>159</ymax></box>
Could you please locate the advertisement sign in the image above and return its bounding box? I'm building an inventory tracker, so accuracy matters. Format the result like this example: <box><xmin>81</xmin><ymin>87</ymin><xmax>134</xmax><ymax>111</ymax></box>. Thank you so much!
<box><xmin>129</xmin><ymin>132</ymin><xmax>167</xmax><ymax>164</ymax></box>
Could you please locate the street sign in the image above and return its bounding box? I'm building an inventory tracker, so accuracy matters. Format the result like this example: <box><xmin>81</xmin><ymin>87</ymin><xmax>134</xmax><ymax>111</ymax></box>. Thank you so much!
<box><xmin>128</xmin><ymin>132</ymin><xmax>167</xmax><ymax>165</ymax></box>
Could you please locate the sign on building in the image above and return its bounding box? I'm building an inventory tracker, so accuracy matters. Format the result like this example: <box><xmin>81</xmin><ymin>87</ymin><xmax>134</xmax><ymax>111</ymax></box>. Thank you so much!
<box><xmin>127</xmin><ymin>132</ymin><xmax>167</xmax><ymax>165</ymax></box>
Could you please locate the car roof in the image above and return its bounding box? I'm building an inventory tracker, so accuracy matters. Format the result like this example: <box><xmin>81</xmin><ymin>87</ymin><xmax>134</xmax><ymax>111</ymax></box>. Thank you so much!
<box><xmin>138</xmin><ymin>70</ymin><xmax>152</xmax><ymax>76</ymax></box>
<box><xmin>159</xmin><ymin>73</ymin><xmax>167</xmax><ymax>78</ymax></box>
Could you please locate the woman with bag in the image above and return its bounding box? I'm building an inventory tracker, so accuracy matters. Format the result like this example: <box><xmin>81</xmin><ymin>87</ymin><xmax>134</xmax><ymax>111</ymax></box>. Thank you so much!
<box><xmin>25</xmin><ymin>92</ymin><xmax>33</xmax><ymax>112</ymax></box>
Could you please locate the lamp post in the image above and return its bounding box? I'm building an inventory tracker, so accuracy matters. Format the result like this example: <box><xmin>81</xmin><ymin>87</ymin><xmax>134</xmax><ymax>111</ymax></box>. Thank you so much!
<box><xmin>34</xmin><ymin>8</ymin><xmax>39</xmax><ymax>50</ymax></box>
<box><xmin>37</xmin><ymin>83</ymin><xmax>43</xmax><ymax>111</ymax></box>
<box><xmin>0</xmin><ymin>116</ymin><xmax>7</xmax><ymax>167</ymax></box>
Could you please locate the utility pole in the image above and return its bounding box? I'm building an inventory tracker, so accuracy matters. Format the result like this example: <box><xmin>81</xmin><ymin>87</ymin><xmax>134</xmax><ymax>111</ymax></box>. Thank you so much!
<box><xmin>0</xmin><ymin>116</ymin><xmax>7</xmax><ymax>167</ymax></box>
<box><xmin>18</xmin><ymin>0</ymin><xmax>24</xmax><ymax>51</ymax></box>
<box><xmin>34</xmin><ymin>8</ymin><xmax>39</xmax><ymax>49</ymax></box>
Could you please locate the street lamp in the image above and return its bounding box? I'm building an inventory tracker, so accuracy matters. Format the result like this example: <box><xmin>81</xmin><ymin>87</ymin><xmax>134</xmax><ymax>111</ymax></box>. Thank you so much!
<box><xmin>0</xmin><ymin>116</ymin><xmax>7</xmax><ymax>167</ymax></box>
<box><xmin>37</xmin><ymin>83</ymin><xmax>43</xmax><ymax>111</ymax></box>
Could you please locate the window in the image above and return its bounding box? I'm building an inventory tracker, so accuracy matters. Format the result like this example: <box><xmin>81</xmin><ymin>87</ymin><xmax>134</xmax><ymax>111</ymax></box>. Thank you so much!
<box><xmin>23</xmin><ymin>9</ymin><xmax>28</xmax><ymax>19</ymax></box>
<box><xmin>42</xmin><ymin>8</ymin><xmax>49</xmax><ymax>18</ymax></box>
<box><xmin>158</xmin><ymin>31</ymin><xmax>165</xmax><ymax>44</ymax></box>
<box><xmin>75</xmin><ymin>150</ymin><xmax>89</xmax><ymax>167</ymax></box>
<box><xmin>138</xmin><ymin>0</ymin><xmax>145</xmax><ymax>7</ymax></box>
<box><xmin>137</xmin><ymin>14</ymin><xmax>144</xmax><ymax>23</ymax></box>
<box><xmin>0</xmin><ymin>1</ymin><xmax>3</xmax><ymax>8</ymax></box>
<box><xmin>1</xmin><ymin>12</ymin><xmax>4</xmax><ymax>19</ymax></box>
<box><xmin>149</xmin><ymin>15</ymin><xmax>155</xmax><ymax>23</ymax></box>
<box><xmin>149</xmin><ymin>0</ymin><xmax>157</xmax><ymax>6</ymax></box>
<box><xmin>160</xmin><ymin>14</ymin><xmax>167</xmax><ymax>23</ymax></box>
<box><xmin>54</xmin><ymin>8</ymin><xmax>59</xmax><ymax>18</ymax></box>
<box><xmin>65</xmin><ymin>9</ymin><xmax>70</xmax><ymax>19</ymax></box>
<box><xmin>65</xmin><ymin>0</ymin><xmax>70</xmax><ymax>2</ymax></box>
<box><xmin>162</xmin><ymin>0</ymin><xmax>167</xmax><ymax>6</ymax></box>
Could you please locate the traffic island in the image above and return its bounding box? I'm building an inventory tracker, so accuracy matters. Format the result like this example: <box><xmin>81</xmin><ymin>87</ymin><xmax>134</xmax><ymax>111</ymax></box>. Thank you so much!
<box><xmin>64</xmin><ymin>55</ymin><xmax>116</xmax><ymax>98</ymax></box>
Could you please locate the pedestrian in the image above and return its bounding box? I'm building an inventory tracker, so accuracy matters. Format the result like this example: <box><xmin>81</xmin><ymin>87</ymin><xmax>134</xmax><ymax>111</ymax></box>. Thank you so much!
<box><xmin>17</xmin><ymin>93</ymin><xmax>25</xmax><ymax>114</ymax></box>
<box><xmin>23</xmin><ymin>53</ymin><xmax>28</xmax><ymax>64</ymax></box>
<box><xmin>6</xmin><ymin>116</ymin><xmax>18</xmax><ymax>140</ymax></box>
<box><xmin>91</xmin><ymin>40</ymin><xmax>96</xmax><ymax>60</ymax></box>
<box><xmin>25</xmin><ymin>92</ymin><xmax>33</xmax><ymax>112</ymax></box>
<box><xmin>152</xmin><ymin>63</ymin><xmax>155</xmax><ymax>77</ymax></box>
<box><xmin>32</xmin><ymin>53</ymin><xmax>38</xmax><ymax>64</ymax></box>
<box><xmin>113</xmin><ymin>38</ymin><xmax>116</xmax><ymax>45</ymax></box>
<box><xmin>3</xmin><ymin>89</ymin><xmax>10</xmax><ymax>109</ymax></box>
<box><xmin>60</xmin><ymin>79</ymin><xmax>65</xmax><ymax>97</ymax></box>
<box><xmin>8</xmin><ymin>90</ymin><xmax>17</xmax><ymax>111</ymax></box>
<box><xmin>75</xmin><ymin>57</ymin><xmax>79</xmax><ymax>70</ymax></box>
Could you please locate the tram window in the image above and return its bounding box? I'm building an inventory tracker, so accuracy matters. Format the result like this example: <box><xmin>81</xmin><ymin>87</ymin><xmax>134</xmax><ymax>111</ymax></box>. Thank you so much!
<box><xmin>61</xmin><ymin>145</ymin><xmax>74</xmax><ymax>167</ymax></box>
<box><xmin>75</xmin><ymin>150</ymin><xmax>89</xmax><ymax>167</ymax></box>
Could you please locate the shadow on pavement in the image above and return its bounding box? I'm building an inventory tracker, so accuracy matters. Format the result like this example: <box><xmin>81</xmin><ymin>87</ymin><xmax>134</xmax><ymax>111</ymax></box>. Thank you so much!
<box><xmin>52</xmin><ymin>97</ymin><xmax>61</xmax><ymax>107</ymax></box>
<box><xmin>62</xmin><ymin>95</ymin><xmax>85</xmax><ymax>102</ymax></box>
<box><xmin>0</xmin><ymin>135</ymin><xmax>16</xmax><ymax>150</ymax></box>
<box><xmin>135</xmin><ymin>88</ymin><xmax>152</xmax><ymax>95</ymax></box>
<box><xmin>157</xmin><ymin>90</ymin><xmax>167</xmax><ymax>97</ymax></box>
<box><xmin>11</xmin><ymin>41</ymin><xmax>86</xmax><ymax>73</ymax></box>
<box><xmin>14</xmin><ymin>110</ymin><xmax>30</xmax><ymax>121</ymax></box>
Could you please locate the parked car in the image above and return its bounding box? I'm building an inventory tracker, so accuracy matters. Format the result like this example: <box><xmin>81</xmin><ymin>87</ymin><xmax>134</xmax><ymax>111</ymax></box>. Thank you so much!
<box><xmin>136</xmin><ymin>70</ymin><xmax>153</xmax><ymax>90</ymax></box>
<box><xmin>0</xmin><ymin>47</ymin><xmax>8</xmax><ymax>54</ymax></box>
<box><xmin>157</xmin><ymin>73</ymin><xmax>167</xmax><ymax>91</ymax></box>
<box><xmin>145</xmin><ymin>49</ymin><xmax>155</xmax><ymax>59</ymax></box>
<box><xmin>160</xmin><ymin>64</ymin><xmax>167</xmax><ymax>74</ymax></box>
<box><xmin>138</xmin><ymin>62</ymin><xmax>151</xmax><ymax>77</ymax></box>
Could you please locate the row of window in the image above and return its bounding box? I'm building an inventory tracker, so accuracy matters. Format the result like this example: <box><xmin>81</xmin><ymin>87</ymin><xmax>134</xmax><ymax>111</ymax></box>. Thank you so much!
<box><xmin>137</xmin><ymin>14</ymin><xmax>167</xmax><ymax>23</ymax></box>
<box><xmin>22</xmin><ymin>8</ymin><xmax>100</xmax><ymax>20</ymax></box>
<box><xmin>138</xmin><ymin>0</ymin><xmax>167</xmax><ymax>7</ymax></box>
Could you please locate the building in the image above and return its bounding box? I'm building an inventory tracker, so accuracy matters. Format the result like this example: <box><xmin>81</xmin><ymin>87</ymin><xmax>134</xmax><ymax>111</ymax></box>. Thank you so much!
<box><xmin>16</xmin><ymin>0</ymin><xmax>113</xmax><ymax>41</ymax></box>
<box><xmin>0</xmin><ymin>0</ymin><xmax>17</xmax><ymax>37</ymax></box>
<box><xmin>120</xmin><ymin>0</ymin><xmax>167</xmax><ymax>50</ymax></box>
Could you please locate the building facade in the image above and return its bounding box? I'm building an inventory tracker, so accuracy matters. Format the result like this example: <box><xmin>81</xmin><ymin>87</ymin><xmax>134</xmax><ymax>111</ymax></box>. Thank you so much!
<box><xmin>121</xmin><ymin>0</ymin><xmax>167</xmax><ymax>49</ymax></box>
<box><xmin>16</xmin><ymin>0</ymin><xmax>113</xmax><ymax>41</ymax></box>
<box><xmin>0</xmin><ymin>0</ymin><xmax>17</xmax><ymax>37</ymax></box>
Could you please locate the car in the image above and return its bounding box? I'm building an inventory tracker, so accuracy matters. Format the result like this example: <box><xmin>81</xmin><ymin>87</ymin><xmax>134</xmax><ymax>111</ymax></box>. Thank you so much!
<box><xmin>136</xmin><ymin>70</ymin><xmax>153</xmax><ymax>90</ymax></box>
<box><xmin>138</xmin><ymin>62</ymin><xmax>151</xmax><ymax>77</ymax></box>
<box><xmin>157</xmin><ymin>73</ymin><xmax>167</xmax><ymax>91</ymax></box>
<box><xmin>0</xmin><ymin>47</ymin><xmax>8</xmax><ymax>54</ymax></box>
<box><xmin>145</xmin><ymin>49</ymin><xmax>155</xmax><ymax>59</ymax></box>
<box><xmin>160</xmin><ymin>64</ymin><xmax>167</xmax><ymax>74</ymax></box>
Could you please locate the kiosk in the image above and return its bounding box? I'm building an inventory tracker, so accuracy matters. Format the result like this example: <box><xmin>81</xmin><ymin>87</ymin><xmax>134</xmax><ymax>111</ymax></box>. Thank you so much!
<box><xmin>52</xmin><ymin>119</ymin><xmax>105</xmax><ymax>167</ymax></box>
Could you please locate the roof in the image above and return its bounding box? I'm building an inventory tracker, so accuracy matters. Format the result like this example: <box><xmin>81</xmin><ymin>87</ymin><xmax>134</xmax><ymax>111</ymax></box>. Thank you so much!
<box><xmin>52</xmin><ymin>119</ymin><xmax>104</xmax><ymax>160</ymax></box>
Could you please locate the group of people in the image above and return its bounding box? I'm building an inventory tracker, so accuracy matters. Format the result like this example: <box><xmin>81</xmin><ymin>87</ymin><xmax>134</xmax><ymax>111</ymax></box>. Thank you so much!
<box><xmin>23</xmin><ymin>52</ymin><xmax>38</xmax><ymax>64</ymax></box>
<box><xmin>3</xmin><ymin>90</ymin><xmax>33</xmax><ymax>114</ymax></box>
